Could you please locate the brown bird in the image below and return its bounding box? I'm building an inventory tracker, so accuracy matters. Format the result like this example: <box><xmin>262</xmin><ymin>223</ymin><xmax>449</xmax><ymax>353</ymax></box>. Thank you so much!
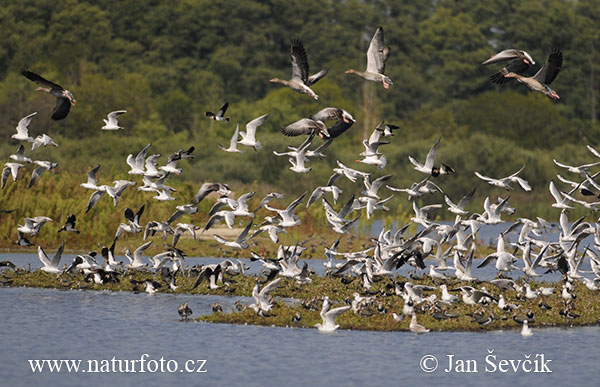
<box><xmin>22</xmin><ymin>70</ymin><xmax>76</xmax><ymax>120</ymax></box>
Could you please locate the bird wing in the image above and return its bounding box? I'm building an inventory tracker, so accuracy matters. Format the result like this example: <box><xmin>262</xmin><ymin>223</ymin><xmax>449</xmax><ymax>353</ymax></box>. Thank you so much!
<box><xmin>290</xmin><ymin>39</ymin><xmax>309</xmax><ymax>83</ymax></box>
<box><xmin>38</xmin><ymin>246</ymin><xmax>52</xmax><ymax>267</ymax></box>
<box><xmin>457</xmin><ymin>187</ymin><xmax>476</xmax><ymax>209</ymax></box>
<box><xmin>311</xmin><ymin>107</ymin><xmax>341</xmax><ymax>122</ymax></box>
<box><xmin>549</xmin><ymin>181</ymin><xmax>565</xmax><ymax>203</ymax></box>
<box><xmin>229</xmin><ymin>124</ymin><xmax>240</xmax><ymax>148</ymax></box>
<box><xmin>107</xmin><ymin>110</ymin><xmax>126</xmax><ymax>121</ymax></box>
<box><xmin>282</xmin><ymin>118</ymin><xmax>320</xmax><ymax>137</ymax></box>
<box><xmin>474</xmin><ymin>171</ymin><xmax>496</xmax><ymax>183</ymax></box>
<box><xmin>134</xmin><ymin>241</ymin><xmax>153</xmax><ymax>263</ymax></box>
<box><xmin>16</xmin><ymin>112</ymin><xmax>37</xmax><ymax>135</ymax></box>
<box><xmin>28</xmin><ymin>166</ymin><xmax>46</xmax><ymax>188</ymax></box>
<box><xmin>22</xmin><ymin>70</ymin><xmax>64</xmax><ymax>90</ymax></box>
<box><xmin>87</xmin><ymin>165</ymin><xmax>100</xmax><ymax>186</ymax></box>
<box><xmin>236</xmin><ymin>220</ymin><xmax>254</xmax><ymax>243</ymax></box>
<box><xmin>366</xmin><ymin>26</ymin><xmax>390</xmax><ymax>74</ymax></box>
<box><xmin>482</xmin><ymin>49</ymin><xmax>529</xmax><ymax>65</ymax></box>
<box><xmin>51</xmin><ymin>97</ymin><xmax>71</xmax><ymax>121</ymax></box>
<box><xmin>307</xmin><ymin>68</ymin><xmax>328</xmax><ymax>86</ymax></box>
<box><xmin>533</xmin><ymin>48</ymin><xmax>562</xmax><ymax>85</ymax></box>
<box><xmin>246</xmin><ymin>114</ymin><xmax>269</xmax><ymax>137</ymax></box>
<box><xmin>86</xmin><ymin>190</ymin><xmax>105</xmax><ymax>213</ymax></box>
<box><xmin>259</xmin><ymin>277</ymin><xmax>282</xmax><ymax>298</ymax></box>
<box><xmin>424</xmin><ymin>137</ymin><xmax>441</xmax><ymax>169</ymax></box>
<box><xmin>51</xmin><ymin>241</ymin><xmax>65</xmax><ymax>267</ymax></box>
<box><xmin>326</xmin><ymin>118</ymin><xmax>354</xmax><ymax>139</ymax></box>
<box><xmin>216</xmin><ymin>102</ymin><xmax>229</xmax><ymax>117</ymax></box>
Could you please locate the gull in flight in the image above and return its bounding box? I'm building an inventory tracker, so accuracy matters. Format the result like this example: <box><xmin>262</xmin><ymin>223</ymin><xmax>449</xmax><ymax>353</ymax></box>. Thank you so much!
<box><xmin>214</xmin><ymin>221</ymin><xmax>253</xmax><ymax>249</ymax></box>
<box><xmin>124</xmin><ymin>241</ymin><xmax>153</xmax><ymax>269</ymax></box>
<box><xmin>205</xmin><ymin>102</ymin><xmax>230</xmax><ymax>122</ymax></box>
<box><xmin>444</xmin><ymin>188</ymin><xmax>476</xmax><ymax>215</ymax></box>
<box><xmin>29</xmin><ymin>160</ymin><xmax>58</xmax><ymax>188</ymax></box>
<box><xmin>17</xmin><ymin>216</ymin><xmax>52</xmax><ymax>235</ymax></box>
<box><xmin>126</xmin><ymin>143</ymin><xmax>152</xmax><ymax>175</ymax></box>
<box><xmin>553</xmin><ymin>158</ymin><xmax>600</xmax><ymax>176</ymax></box>
<box><xmin>80</xmin><ymin>165</ymin><xmax>101</xmax><ymax>190</ymax></box>
<box><xmin>2</xmin><ymin>163</ymin><xmax>23</xmax><ymax>188</ymax></box>
<box><xmin>316</xmin><ymin>296</ymin><xmax>351</xmax><ymax>332</ymax></box>
<box><xmin>38</xmin><ymin>241</ymin><xmax>65</xmax><ymax>274</ymax></box>
<box><xmin>548</xmin><ymin>180</ymin><xmax>574</xmax><ymax>209</ymax></box>
<box><xmin>31</xmin><ymin>134</ymin><xmax>58</xmax><ymax>151</ymax></box>
<box><xmin>474</xmin><ymin>166</ymin><xmax>531</xmax><ymax>191</ymax></box>
<box><xmin>9</xmin><ymin>145</ymin><xmax>32</xmax><ymax>163</ymax></box>
<box><xmin>249</xmin><ymin>278</ymin><xmax>282</xmax><ymax>315</ymax></box>
<box><xmin>288</xmin><ymin>132</ymin><xmax>315</xmax><ymax>173</ymax></box>
<box><xmin>12</xmin><ymin>112</ymin><xmax>37</xmax><ymax>142</ymax></box>
<box><xmin>238</xmin><ymin>114</ymin><xmax>269</xmax><ymax>151</ymax></box>
<box><xmin>218</xmin><ymin>124</ymin><xmax>242</xmax><ymax>153</ymax></box>
<box><xmin>307</xmin><ymin>173</ymin><xmax>342</xmax><ymax>207</ymax></box>
<box><xmin>408</xmin><ymin>137</ymin><xmax>454</xmax><ymax>177</ymax></box>
<box><xmin>333</xmin><ymin>160</ymin><xmax>370</xmax><ymax>183</ymax></box>
<box><xmin>264</xmin><ymin>193</ymin><xmax>306</xmax><ymax>228</ymax></box>
<box><xmin>101</xmin><ymin>110</ymin><xmax>127</xmax><ymax>130</ymax></box>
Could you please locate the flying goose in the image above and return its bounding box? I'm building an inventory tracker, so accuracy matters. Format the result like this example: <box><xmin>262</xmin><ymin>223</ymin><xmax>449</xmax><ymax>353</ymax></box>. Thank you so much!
<box><xmin>22</xmin><ymin>70</ymin><xmax>76</xmax><ymax>120</ymax></box>
<box><xmin>345</xmin><ymin>26</ymin><xmax>392</xmax><ymax>89</ymax></box>
<box><xmin>483</xmin><ymin>49</ymin><xmax>535</xmax><ymax>84</ymax></box>
<box><xmin>499</xmin><ymin>48</ymin><xmax>563</xmax><ymax>100</ymax></box>
<box><xmin>270</xmin><ymin>39</ymin><xmax>327</xmax><ymax>100</ymax></box>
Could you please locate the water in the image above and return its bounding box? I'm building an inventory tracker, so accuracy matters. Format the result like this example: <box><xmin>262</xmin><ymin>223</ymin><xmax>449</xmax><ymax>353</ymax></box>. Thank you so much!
<box><xmin>0</xmin><ymin>286</ymin><xmax>599</xmax><ymax>386</ymax></box>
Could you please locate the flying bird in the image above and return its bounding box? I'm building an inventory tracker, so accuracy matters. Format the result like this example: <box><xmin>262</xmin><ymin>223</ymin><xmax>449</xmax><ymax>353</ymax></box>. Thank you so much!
<box><xmin>22</xmin><ymin>70</ymin><xmax>76</xmax><ymax>120</ymax></box>
<box><xmin>270</xmin><ymin>39</ymin><xmax>327</xmax><ymax>100</ymax></box>
<box><xmin>345</xmin><ymin>26</ymin><xmax>392</xmax><ymax>89</ymax></box>
<box><xmin>101</xmin><ymin>110</ymin><xmax>127</xmax><ymax>130</ymax></box>
<box><xmin>205</xmin><ymin>102</ymin><xmax>230</xmax><ymax>122</ymax></box>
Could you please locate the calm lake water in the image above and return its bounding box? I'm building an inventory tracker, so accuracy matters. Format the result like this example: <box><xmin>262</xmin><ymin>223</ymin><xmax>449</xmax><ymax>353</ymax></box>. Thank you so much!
<box><xmin>0</xmin><ymin>285</ymin><xmax>599</xmax><ymax>387</ymax></box>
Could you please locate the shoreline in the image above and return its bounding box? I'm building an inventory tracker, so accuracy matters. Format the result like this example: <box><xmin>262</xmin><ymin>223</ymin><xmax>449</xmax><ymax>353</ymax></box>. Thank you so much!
<box><xmin>2</xmin><ymin>269</ymin><xmax>598</xmax><ymax>332</ymax></box>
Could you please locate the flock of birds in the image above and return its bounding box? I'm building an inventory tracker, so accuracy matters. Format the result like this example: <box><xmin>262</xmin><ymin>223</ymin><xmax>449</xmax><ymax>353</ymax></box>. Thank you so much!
<box><xmin>2</xmin><ymin>26</ymin><xmax>597</xmax><ymax>336</ymax></box>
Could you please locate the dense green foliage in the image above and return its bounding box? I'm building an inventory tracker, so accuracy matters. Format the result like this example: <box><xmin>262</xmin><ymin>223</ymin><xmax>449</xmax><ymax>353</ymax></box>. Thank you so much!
<box><xmin>1</xmin><ymin>0</ymin><xmax>600</xmax><ymax>249</ymax></box>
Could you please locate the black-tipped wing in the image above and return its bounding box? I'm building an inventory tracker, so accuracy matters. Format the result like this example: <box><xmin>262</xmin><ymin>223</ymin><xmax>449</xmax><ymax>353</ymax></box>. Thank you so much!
<box><xmin>50</xmin><ymin>95</ymin><xmax>71</xmax><ymax>120</ymax></box>
<box><xmin>22</xmin><ymin>70</ymin><xmax>64</xmax><ymax>91</ymax></box>
<box><xmin>533</xmin><ymin>48</ymin><xmax>562</xmax><ymax>85</ymax></box>
<box><xmin>290</xmin><ymin>39</ymin><xmax>309</xmax><ymax>83</ymax></box>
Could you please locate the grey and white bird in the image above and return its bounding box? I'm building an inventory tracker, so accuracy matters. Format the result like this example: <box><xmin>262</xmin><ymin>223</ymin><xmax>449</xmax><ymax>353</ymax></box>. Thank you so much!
<box><xmin>124</xmin><ymin>241</ymin><xmax>153</xmax><ymax>269</ymax></box>
<box><xmin>333</xmin><ymin>160</ymin><xmax>370</xmax><ymax>183</ymax></box>
<box><xmin>126</xmin><ymin>143</ymin><xmax>152</xmax><ymax>175</ymax></box>
<box><xmin>548</xmin><ymin>180</ymin><xmax>574</xmax><ymax>210</ymax></box>
<box><xmin>218</xmin><ymin>124</ymin><xmax>243</xmax><ymax>153</ymax></box>
<box><xmin>316</xmin><ymin>296</ymin><xmax>351</xmax><ymax>332</ymax></box>
<box><xmin>553</xmin><ymin>158</ymin><xmax>600</xmax><ymax>176</ymax></box>
<box><xmin>408</xmin><ymin>137</ymin><xmax>454</xmax><ymax>177</ymax></box>
<box><xmin>444</xmin><ymin>188</ymin><xmax>476</xmax><ymax>216</ymax></box>
<box><xmin>238</xmin><ymin>114</ymin><xmax>269</xmax><ymax>151</ymax></box>
<box><xmin>31</xmin><ymin>134</ymin><xmax>58</xmax><ymax>151</ymax></box>
<box><xmin>474</xmin><ymin>166</ymin><xmax>531</xmax><ymax>191</ymax></box>
<box><xmin>101</xmin><ymin>110</ymin><xmax>127</xmax><ymax>130</ymax></box>
<box><xmin>12</xmin><ymin>112</ymin><xmax>37</xmax><ymax>142</ymax></box>
<box><xmin>205</xmin><ymin>102</ymin><xmax>230</xmax><ymax>122</ymax></box>
<box><xmin>214</xmin><ymin>221</ymin><xmax>253</xmax><ymax>249</ymax></box>
<box><xmin>2</xmin><ymin>163</ymin><xmax>23</xmax><ymax>188</ymax></box>
<box><xmin>9</xmin><ymin>145</ymin><xmax>32</xmax><ymax>164</ymax></box>
<box><xmin>38</xmin><ymin>241</ymin><xmax>65</xmax><ymax>274</ymax></box>
<box><xmin>249</xmin><ymin>278</ymin><xmax>282</xmax><ymax>314</ymax></box>
<box><xmin>80</xmin><ymin>165</ymin><xmax>101</xmax><ymax>191</ymax></box>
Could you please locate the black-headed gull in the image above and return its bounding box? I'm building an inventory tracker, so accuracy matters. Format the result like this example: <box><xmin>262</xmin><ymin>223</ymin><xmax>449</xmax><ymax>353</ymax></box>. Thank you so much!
<box><xmin>101</xmin><ymin>110</ymin><xmax>127</xmax><ymax>130</ymax></box>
